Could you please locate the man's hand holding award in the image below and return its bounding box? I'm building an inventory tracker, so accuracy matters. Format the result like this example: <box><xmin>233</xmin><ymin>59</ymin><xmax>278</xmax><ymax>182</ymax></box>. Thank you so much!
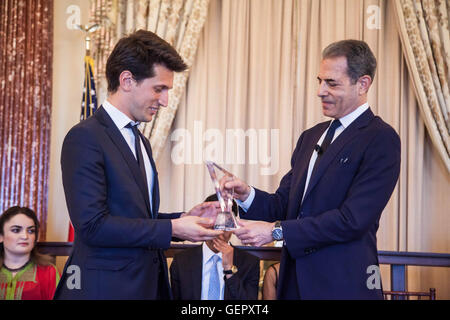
<box><xmin>218</xmin><ymin>169</ymin><xmax>277</xmax><ymax>247</ymax></box>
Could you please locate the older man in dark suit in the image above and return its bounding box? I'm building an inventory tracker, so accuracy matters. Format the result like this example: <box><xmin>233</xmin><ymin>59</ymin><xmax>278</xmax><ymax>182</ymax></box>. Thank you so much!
<box><xmin>222</xmin><ymin>40</ymin><xmax>401</xmax><ymax>299</ymax></box>
<box><xmin>55</xmin><ymin>30</ymin><xmax>222</xmax><ymax>300</ymax></box>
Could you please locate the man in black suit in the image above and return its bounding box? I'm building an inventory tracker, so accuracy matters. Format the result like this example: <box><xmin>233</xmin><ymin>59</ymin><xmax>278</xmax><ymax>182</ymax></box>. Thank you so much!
<box><xmin>170</xmin><ymin>231</ymin><xmax>260</xmax><ymax>300</ymax></box>
<box><xmin>170</xmin><ymin>195</ymin><xmax>260</xmax><ymax>300</ymax></box>
<box><xmin>222</xmin><ymin>40</ymin><xmax>401</xmax><ymax>299</ymax></box>
<box><xmin>55</xmin><ymin>30</ymin><xmax>222</xmax><ymax>300</ymax></box>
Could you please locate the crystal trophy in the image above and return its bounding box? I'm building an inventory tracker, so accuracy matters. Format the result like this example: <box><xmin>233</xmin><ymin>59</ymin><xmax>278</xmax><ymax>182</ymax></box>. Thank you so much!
<box><xmin>205</xmin><ymin>161</ymin><xmax>238</xmax><ymax>230</ymax></box>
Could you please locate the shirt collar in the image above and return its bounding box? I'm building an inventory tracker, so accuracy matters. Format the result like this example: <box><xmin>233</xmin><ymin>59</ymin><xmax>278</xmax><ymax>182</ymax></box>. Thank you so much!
<box><xmin>337</xmin><ymin>102</ymin><xmax>369</xmax><ymax>129</ymax></box>
<box><xmin>202</xmin><ymin>242</ymin><xmax>222</xmax><ymax>263</ymax></box>
<box><xmin>102</xmin><ymin>100</ymin><xmax>140</xmax><ymax>130</ymax></box>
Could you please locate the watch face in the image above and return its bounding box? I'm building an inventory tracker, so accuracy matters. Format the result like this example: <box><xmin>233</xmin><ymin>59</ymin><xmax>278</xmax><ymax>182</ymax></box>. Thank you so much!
<box><xmin>273</xmin><ymin>228</ymin><xmax>283</xmax><ymax>240</ymax></box>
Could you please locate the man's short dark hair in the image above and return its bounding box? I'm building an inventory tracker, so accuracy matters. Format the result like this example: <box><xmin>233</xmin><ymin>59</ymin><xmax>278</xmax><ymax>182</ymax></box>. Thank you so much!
<box><xmin>322</xmin><ymin>40</ymin><xmax>377</xmax><ymax>84</ymax></box>
<box><xmin>106</xmin><ymin>30</ymin><xmax>188</xmax><ymax>93</ymax></box>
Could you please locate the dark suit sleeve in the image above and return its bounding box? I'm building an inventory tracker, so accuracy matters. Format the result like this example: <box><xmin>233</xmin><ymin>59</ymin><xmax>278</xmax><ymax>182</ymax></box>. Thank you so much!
<box><xmin>158</xmin><ymin>213</ymin><xmax>182</xmax><ymax>220</ymax></box>
<box><xmin>61</xmin><ymin>126</ymin><xmax>172</xmax><ymax>249</ymax></box>
<box><xmin>169</xmin><ymin>257</ymin><xmax>181</xmax><ymax>300</ymax></box>
<box><xmin>224</xmin><ymin>254</ymin><xmax>260</xmax><ymax>300</ymax></box>
<box><xmin>282</xmin><ymin>127</ymin><xmax>401</xmax><ymax>259</ymax></box>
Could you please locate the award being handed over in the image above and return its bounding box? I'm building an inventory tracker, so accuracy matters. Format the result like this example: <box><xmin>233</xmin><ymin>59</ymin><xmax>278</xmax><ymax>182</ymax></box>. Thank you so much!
<box><xmin>205</xmin><ymin>161</ymin><xmax>239</xmax><ymax>230</ymax></box>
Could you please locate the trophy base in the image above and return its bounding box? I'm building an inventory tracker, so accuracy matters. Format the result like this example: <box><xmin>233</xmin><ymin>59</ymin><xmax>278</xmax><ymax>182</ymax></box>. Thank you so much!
<box><xmin>213</xmin><ymin>226</ymin><xmax>237</xmax><ymax>231</ymax></box>
<box><xmin>213</xmin><ymin>211</ymin><xmax>237</xmax><ymax>230</ymax></box>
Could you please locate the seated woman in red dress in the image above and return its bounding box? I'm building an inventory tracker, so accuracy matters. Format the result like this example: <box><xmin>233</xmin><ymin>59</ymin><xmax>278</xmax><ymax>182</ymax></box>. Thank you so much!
<box><xmin>0</xmin><ymin>206</ymin><xmax>60</xmax><ymax>300</ymax></box>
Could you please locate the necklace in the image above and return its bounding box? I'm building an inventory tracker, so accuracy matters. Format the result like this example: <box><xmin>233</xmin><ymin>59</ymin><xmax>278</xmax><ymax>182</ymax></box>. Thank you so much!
<box><xmin>3</xmin><ymin>259</ymin><xmax>31</xmax><ymax>272</ymax></box>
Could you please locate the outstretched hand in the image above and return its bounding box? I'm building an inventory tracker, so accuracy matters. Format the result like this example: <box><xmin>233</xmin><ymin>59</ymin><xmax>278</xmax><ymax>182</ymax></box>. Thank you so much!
<box><xmin>219</xmin><ymin>175</ymin><xmax>251</xmax><ymax>202</ymax></box>
<box><xmin>172</xmin><ymin>215</ymin><xmax>223</xmax><ymax>242</ymax></box>
<box><xmin>184</xmin><ymin>201</ymin><xmax>221</xmax><ymax>220</ymax></box>
<box><xmin>233</xmin><ymin>219</ymin><xmax>275</xmax><ymax>247</ymax></box>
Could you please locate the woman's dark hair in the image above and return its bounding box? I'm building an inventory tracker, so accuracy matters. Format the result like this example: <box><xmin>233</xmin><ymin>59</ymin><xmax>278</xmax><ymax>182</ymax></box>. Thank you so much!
<box><xmin>322</xmin><ymin>39</ymin><xmax>377</xmax><ymax>84</ymax></box>
<box><xmin>0</xmin><ymin>206</ymin><xmax>52</xmax><ymax>267</ymax></box>
<box><xmin>106</xmin><ymin>29</ymin><xmax>188</xmax><ymax>93</ymax></box>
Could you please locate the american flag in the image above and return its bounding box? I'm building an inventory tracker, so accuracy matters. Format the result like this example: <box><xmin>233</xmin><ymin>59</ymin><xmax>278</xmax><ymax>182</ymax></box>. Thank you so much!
<box><xmin>80</xmin><ymin>55</ymin><xmax>98</xmax><ymax>121</ymax></box>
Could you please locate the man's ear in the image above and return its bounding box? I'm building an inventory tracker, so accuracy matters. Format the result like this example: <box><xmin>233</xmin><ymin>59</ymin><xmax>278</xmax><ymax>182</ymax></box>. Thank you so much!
<box><xmin>118</xmin><ymin>70</ymin><xmax>135</xmax><ymax>92</ymax></box>
<box><xmin>358</xmin><ymin>75</ymin><xmax>372</xmax><ymax>95</ymax></box>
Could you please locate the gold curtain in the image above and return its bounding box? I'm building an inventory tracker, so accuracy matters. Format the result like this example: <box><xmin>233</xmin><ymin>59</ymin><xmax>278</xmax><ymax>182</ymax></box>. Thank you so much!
<box><xmin>394</xmin><ymin>0</ymin><xmax>450</xmax><ymax>173</ymax></box>
<box><xmin>0</xmin><ymin>0</ymin><xmax>53</xmax><ymax>240</ymax></box>
<box><xmin>88</xmin><ymin>0</ymin><xmax>210</xmax><ymax>159</ymax></box>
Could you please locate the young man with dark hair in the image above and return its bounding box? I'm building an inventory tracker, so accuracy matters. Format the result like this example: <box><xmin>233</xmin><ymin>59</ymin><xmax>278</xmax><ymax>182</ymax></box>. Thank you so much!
<box><xmin>105</xmin><ymin>29</ymin><xmax>187</xmax><ymax>93</ymax></box>
<box><xmin>55</xmin><ymin>30</ymin><xmax>222</xmax><ymax>300</ymax></box>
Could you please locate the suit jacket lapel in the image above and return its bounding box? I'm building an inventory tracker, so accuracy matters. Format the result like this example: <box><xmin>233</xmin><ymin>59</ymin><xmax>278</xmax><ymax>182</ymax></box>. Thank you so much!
<box><xmin>223</xmin><ymin>246</ymin><xmax>239</xmax><ymax>299</ymax></box>
<box><xmin>94</xmin><ymin>106</ymin><xmax>152</xmax><ymax>216</ymax></box>
<box><xmin>191</xmin><ymin>246</ymin><xmax>203</xmax><ymax>300</ymax></box>
<box><xmin>302</xmin><ymin>108</ymin><xmax>375</xmax><ymax>203</ymax></box>
<box><xmin>287</xmin><ymin>126</ymin><xmax>326</xmax><ymax>220</ymax></box>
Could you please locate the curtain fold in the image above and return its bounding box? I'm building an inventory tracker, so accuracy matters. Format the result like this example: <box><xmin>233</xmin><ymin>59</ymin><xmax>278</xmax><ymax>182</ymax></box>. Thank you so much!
<box><xmin>89</xmin><ymin>0</ymin><xmax>209</xmax><ymax>159</ymax></box>
<box><xmin>393</xmin><ymin>0</ymin><xmax>450</xmax><ymax>172</ymax></box>
<box><xmin>0</xmin><ymin>0</ymin><xmax>53</xmax><ymax>240</ymax></box>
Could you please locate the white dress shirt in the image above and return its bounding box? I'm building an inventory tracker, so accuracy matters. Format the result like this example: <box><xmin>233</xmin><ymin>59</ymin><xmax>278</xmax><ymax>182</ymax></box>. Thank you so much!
<box><xmin>201</xmin><ymin>242</ymin><xmax>225</xmax><ymax>300</ymax></box>
<box><xmin>301</xmin><ymin>102</ymin><xmax>369</xmax><ymax>203</ymax></box>
<box><xmin>238</xmin><ymin>103</ymin><xmax>370</xmax><ymax>211</ymax></box>
<box><xmin>102</xmin><ymin>100</ymin><xmax>154</xmax><ymax>213</ymax></box>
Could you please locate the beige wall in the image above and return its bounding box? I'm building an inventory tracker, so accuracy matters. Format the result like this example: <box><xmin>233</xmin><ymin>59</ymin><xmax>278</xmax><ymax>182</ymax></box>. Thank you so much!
<box><xmin>48</xmin><ymin>0</ymin><xmax>91</xmax><ymax>241</ymax></box>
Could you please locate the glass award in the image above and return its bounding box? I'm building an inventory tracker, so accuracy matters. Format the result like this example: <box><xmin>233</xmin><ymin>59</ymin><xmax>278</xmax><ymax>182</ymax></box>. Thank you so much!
<box><xmin>205</xmin><ymin>161</ymin><xmax>238</xmax><ymax>231</ymax></box>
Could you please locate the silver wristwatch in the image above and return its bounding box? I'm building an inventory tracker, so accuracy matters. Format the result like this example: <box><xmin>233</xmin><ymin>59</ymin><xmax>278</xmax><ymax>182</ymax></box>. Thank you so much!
<box><xmin>272</xmin><ymin>221</ymin><xmax>283</xmax><ymax>241</ymax></box>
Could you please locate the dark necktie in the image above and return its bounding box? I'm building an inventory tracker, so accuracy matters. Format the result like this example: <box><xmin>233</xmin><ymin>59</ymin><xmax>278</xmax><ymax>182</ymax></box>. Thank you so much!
<box><xmin>312</xmin><ymin>119</ymin><xmax>341</xmax><ymax>174</ymax></box>
<box><xmin>126</xmin><ymin>123</ymin><xmax>147</xmax><ymax>180</ymax></box>
<box><xmin>126</xmin><ymin>123</ymin><xmax>153</xmax><ymax>219</ymax></box>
